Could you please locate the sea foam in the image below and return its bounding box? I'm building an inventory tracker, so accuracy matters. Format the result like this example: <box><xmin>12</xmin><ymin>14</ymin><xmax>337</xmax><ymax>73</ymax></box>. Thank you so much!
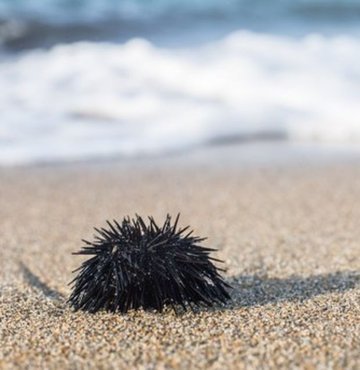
<box><xmin>1</xmin><ymin>31</ymin><xmax>360</xmax><ymax>165</ymax></box>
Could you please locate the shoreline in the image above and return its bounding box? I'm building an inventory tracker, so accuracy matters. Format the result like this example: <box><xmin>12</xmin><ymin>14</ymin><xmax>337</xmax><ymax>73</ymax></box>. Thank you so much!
<box><xmin>2</xmin><ymin>141</ymin><xmax>360</xmax><ymax>171</ymax></box>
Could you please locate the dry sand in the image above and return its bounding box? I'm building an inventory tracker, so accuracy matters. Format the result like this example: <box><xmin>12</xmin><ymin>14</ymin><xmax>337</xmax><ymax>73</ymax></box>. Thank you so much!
<box><xmin>0</xmin><ymin>159</ymin><xmax>359</xmax><ymax>369</ymax></box>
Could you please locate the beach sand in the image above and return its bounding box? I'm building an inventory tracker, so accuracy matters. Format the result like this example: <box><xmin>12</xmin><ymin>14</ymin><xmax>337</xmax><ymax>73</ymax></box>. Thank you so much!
<box><xmin>0</xmin><ymin>157</ymin><xmax>359</xmax><ymax>369</ymax></box>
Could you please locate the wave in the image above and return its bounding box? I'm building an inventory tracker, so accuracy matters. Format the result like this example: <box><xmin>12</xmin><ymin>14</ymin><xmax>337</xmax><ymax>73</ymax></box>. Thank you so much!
<box><xmin>1</xmin><ymin>0</ymin><xmax>360</xmax><ymax>22</ymax></box>
<box><xmin>1</xmin><ymin>31</ymin><xmax>360</xmax><ymax>165</ymax></box>
<box><xmin>1</xmin><ymin>0</ymin><xmax>360</xmax><ymax>50</ymax></box>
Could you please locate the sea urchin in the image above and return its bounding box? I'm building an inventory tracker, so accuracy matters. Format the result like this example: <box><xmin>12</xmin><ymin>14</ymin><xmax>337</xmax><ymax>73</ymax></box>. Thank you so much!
<box><xmin>68</xmin><ymin>214</ymin><xmax>231</xmax><ymax>313</ymax></box>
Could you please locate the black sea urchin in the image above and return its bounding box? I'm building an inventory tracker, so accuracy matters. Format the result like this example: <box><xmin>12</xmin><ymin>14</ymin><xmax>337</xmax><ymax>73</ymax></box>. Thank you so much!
<box><xmin>68</xmin><ymin>214</ymin><xmax>231</xmax><ymax>313</ymax></box>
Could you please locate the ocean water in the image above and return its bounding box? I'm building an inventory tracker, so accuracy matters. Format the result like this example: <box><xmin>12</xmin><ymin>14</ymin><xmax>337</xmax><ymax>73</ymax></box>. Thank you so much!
<box><xmin>0</xmin><ymin>0</ymin><xmax>360</xmax><ymax>165</ymax></box>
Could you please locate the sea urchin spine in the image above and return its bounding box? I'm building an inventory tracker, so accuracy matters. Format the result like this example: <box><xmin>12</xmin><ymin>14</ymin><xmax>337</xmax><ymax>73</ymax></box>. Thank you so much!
<box><xmin>68</xmin><ymin>214</ymin><xmax>231</xmax><ymax>313</ymax></box>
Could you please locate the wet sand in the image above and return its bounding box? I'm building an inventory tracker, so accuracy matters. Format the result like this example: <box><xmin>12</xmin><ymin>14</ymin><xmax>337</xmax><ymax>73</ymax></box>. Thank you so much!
<box><xmin>0</xmin><ymin>158</ymin><xmax>359</xmax><ymax>369</ymax></box>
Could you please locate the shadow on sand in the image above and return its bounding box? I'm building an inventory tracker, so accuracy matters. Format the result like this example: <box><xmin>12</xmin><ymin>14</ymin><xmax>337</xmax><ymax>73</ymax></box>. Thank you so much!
<box><xmin>226</xmin><ymin>270</ymin><xmax>359</xmax><ymax>308</ymax></box>
<box><xmin>17</xmin><ymin>261</ymin><xmax>359</xmax><ymax>312</ymax></box>
<box><xmin>19</xmin><ymin>261</ymin><xmax>65</xmax><ymax>300</ymax></box>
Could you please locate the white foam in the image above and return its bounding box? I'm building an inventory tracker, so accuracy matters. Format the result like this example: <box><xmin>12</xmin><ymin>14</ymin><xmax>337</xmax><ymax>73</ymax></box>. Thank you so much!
<box><xmin>1</xmin><ymin>31</ymin><xmax>360</xmax><ymax>165</ymax></box>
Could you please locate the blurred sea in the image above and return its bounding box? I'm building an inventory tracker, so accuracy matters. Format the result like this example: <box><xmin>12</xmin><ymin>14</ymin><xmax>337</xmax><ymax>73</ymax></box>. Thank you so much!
<box><xmin>0</xmin><ymin>0</ymin><xmax>360</xmax><ymax>165</ymax></box>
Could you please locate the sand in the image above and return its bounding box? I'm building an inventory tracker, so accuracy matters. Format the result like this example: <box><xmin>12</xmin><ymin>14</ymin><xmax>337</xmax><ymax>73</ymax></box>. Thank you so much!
<box><xmin>0</xmin><ymin>158</ymin><xmax>359</xmax><ymax>369</ymax></box>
